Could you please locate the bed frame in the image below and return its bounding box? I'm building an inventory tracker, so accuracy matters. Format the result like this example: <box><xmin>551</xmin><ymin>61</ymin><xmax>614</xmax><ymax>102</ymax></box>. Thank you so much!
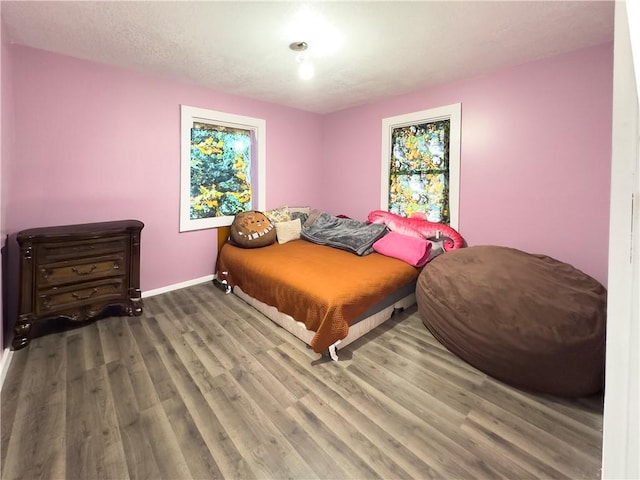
<box><xmin>232</xmin><ymin>285</ymin><xmax>415</xmax><ymax>360</ymax></box>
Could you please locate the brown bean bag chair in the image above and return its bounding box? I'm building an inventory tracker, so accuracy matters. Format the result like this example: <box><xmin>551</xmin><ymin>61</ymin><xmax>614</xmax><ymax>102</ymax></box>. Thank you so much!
<box><xmin>416</xmin><ymin>245</ymin><xmax>606</xmax><ymax>397</ymax></box>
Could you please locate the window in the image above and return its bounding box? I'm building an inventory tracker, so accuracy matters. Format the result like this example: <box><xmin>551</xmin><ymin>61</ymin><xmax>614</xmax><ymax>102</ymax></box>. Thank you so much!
<box><xmin>180</xmin><ymin>105</ymin><xmax>266</xmax><ymax>232</ymax></box>
<box><xmin>381</xmin><ymin>103</ymin><xmax>461</xmax><ymax>229</ymax></box>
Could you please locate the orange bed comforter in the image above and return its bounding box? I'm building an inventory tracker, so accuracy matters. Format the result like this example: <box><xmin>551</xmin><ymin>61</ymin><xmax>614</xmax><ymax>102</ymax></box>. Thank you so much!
<box><xmin>217</xmin><ymin>239</ymin><xmax>420</xmax><ymax>353</ymax></box>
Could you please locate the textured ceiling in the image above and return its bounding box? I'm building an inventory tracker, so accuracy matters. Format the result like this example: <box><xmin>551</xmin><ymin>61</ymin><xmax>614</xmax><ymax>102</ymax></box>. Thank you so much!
<box><xmin>1</xmin><ymin>1</ymin><xmax>615</xmax><ymax>114</ymax></box>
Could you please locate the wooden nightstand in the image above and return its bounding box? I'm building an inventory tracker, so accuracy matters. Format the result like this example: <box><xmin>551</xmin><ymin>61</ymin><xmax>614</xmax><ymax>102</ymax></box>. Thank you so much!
<box><xmin>12</xmin><ymin>220</ymin><xmax>144</xmax><ymax>350</ymax></box>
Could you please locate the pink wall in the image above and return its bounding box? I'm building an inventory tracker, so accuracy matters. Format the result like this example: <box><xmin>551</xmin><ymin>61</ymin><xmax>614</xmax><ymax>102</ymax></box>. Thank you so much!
<box><xmin>4</xmin><ymin>46</ymin><xmax>324</xmax><ymax>292</ymax></box>
<box><xmin>1</xmin><ymin>19</ymin><xmax>6</xmax><ymax>351</ymax></box>
<box><xmin>320</xmin><ymin>43</ymin><xmax>614</xmax><ymax>285</ymax></box>
<box><xmin>1</xmin><ymin>20</ymin><xmax>14</xmax><ymax>351</ymax></box>
<box><xmin>3</xmin><ymin>42</ymin><xmax>614</xmax><ymax>301</ymax></box>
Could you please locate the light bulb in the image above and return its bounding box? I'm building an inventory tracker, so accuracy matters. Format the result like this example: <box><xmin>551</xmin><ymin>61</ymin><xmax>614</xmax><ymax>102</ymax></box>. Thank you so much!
<box><xmin>298</xmin><ymin>60</ymin><xmax>314</xmax><ymax>80</ymax></box>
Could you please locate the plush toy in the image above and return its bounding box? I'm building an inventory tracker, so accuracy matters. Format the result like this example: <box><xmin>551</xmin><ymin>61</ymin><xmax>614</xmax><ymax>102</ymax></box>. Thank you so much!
<box><xmin>367</xmin><ymin>210</ymin><xmax>465</xmax><ymax>252</ymax></box>
<box><xmin>230</xmin><ymin>210</ymin><xmax>276</xmax><ymax>248</ymax></box>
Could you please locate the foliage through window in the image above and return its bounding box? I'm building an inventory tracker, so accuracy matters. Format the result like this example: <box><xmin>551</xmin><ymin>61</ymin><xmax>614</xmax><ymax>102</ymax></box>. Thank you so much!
<box><xmin>180</xmin><ymin>106</ymin><xmax>265</xmax><ymax>232</ymax></box>
<box><xmin>389</xmin><ymin>120</ymin><xmax>450</xmax><ymax>223</ymax></box>
<box><xmin>190</xmin><ymin>123</ymin><xmax>252</xmax><ymax>219</ymax></box>
<box><xmin>381</xmin><ymin>104</ymin><xmax>461</xmax><ymax>229</ymax></box>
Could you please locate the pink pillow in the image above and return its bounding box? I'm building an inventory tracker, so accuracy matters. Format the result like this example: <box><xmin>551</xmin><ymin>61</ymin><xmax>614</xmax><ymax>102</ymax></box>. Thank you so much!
<box><xmin>373</xmin><ymin>231</ymin><xmax>432</xmax><ymax>267</ymax></box>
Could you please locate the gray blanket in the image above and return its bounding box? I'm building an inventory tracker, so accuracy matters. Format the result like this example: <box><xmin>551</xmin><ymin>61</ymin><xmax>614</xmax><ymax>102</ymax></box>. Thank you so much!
<box><xmin>301</xmin><ymin>212</ymin><xmax>388</xmax><ymax>256</ymax></box>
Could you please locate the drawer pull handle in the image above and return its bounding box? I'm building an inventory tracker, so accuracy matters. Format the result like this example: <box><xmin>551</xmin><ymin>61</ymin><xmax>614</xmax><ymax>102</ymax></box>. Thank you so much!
<box><xmin>72</xmin><ymin>288</ymin><xmax>99</xmax><ymax>300</ymax></box>
<box><xmin>40</xmin><ymin>295</ymin><xmax>52</xmax><ymax>310</ymax></box>
<box><xmin>72</xmin><ymin>264</ymin><xmax>97</xmax><ymax>276</ymax></box>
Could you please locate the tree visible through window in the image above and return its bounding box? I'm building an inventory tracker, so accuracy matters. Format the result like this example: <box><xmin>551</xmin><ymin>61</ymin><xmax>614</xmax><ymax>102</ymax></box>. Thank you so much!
<box><xmin>190</xmin><ymin>123</ymin><xmax>253</xmax><ymax>219</ymax></box>
<box><xmin>180</xmin><ymin>105</ymin><xmax>266</xmax><ymax>232</ymax></box>
<box><xmin>389</xmin><ymin>120</ymin><xmax>450</xmax><ymax>223</ymax></box>
<box><xmin>381</xmin><ymin>104</ymin><xmax>461</xmax><ymax>229</ymax></box>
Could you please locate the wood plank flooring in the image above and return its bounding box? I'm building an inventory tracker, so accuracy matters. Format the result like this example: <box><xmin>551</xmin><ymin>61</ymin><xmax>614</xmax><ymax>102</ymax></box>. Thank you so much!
<box><xmin>1</xmin><ymin>282</ymin><xmax>603</xmax><ymax>479</ymax></box>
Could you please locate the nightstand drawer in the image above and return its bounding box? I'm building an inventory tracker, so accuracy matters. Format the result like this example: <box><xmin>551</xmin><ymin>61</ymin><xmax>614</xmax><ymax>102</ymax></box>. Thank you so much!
<box><xmin>37</xmin><ymin>254</ymin><xmax>125</xmax><ymax>287</ymax></box>
<box><xmin>36</xmin><ymin>278</ymin><xmax>126</xmax><ymax>316</ymax></box>
<box><xmin>37</xmin><ymin>236</ymin><xmax>129</xmax><ymax>262</ymax></box>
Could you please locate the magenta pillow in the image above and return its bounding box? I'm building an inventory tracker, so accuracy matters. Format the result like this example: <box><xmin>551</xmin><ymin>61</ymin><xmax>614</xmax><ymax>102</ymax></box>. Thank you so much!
<box><xmin>373</xmin><ymin>231</ymin><xmax>432</xmax><ymax>267</ymax></box>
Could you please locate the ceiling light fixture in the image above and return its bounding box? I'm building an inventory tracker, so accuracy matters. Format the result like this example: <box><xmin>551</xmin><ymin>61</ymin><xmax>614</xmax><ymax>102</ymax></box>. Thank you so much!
<box><xmin>285</xmin><ymin>7</ymin><xmax>343</xmax><ymax>58</ymax></box>
<box><xmin>290</xmin><ymin>41</ymin><xmax>314</xmax><ymax>80</ymax></box>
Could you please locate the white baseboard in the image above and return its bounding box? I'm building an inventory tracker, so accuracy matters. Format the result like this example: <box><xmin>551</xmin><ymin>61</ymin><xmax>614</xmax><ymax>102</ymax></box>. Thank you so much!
<box><xmin>0</xmin><ymin>348</ymin><xmax>14</xmax><ymax>392</ymax></box>
<box><xmin>142</xmin><ymin>274</ymin><xmax>214</xmax><ymax>298</ymax></box>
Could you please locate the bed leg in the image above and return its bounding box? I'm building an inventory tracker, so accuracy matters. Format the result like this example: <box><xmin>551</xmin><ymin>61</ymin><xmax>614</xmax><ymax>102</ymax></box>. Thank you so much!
<box><xmin>328</xmin><ymin>340</ymin><xmax>341</xmax><ymax>361</ymax></box>
<box><xmin>212</xmin><ymin>274</ymin><xmax>232</xmax><ymax>294</ymax></box>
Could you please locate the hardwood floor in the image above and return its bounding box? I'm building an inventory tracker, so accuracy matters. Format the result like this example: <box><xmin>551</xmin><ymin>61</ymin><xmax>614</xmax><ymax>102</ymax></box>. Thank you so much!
<box><xmin>1</xmin><ymin>282</ymin><xmax>603</xmax><ymax>479</ymax></box>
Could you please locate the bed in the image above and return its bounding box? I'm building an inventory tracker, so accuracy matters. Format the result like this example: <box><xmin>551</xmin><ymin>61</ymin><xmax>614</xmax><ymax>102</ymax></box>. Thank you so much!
<box><xmin>216</xmin><ymin>212</ymin><xmax>423</xmax><ymax>360</ymax></box>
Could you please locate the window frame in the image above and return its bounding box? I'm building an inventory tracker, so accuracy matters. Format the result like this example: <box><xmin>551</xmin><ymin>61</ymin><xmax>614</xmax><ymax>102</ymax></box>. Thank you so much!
<box><xmin>180</xmin><ymin>105</ymin><xmax>266</xmax><ymax>232</ymax></box>
<box><xmin>380</xmin><ymin>103</ymin><xmax>461</xmax><ymax>229</ymax></box>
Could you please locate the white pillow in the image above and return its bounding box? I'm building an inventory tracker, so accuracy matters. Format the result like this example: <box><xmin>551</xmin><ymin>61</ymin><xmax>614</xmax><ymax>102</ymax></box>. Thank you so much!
<box><xmin>275</xmin><ymin>218</ymin><xmax>302</xmax><ymax>244</ymax></box>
